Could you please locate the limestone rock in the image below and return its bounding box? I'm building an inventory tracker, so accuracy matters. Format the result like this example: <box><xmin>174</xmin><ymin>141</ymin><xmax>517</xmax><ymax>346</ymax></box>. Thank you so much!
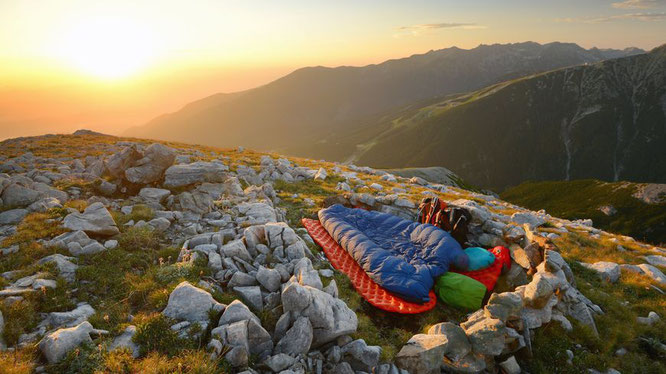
<box><xmin>580</xmin><ymin>261</ymin><xmax>621</xmax><ymax>283</ymax></box>
<box><xmin>264</xmin><ymin>353</ymin><xmax>296</xmax><ymax>372</ymax></box>
<box><xmin>139</xmin><ymin>187</ymin><xmax>171</xmax><ymax>202</ymax></box>
<box><xmin>163</xmin><ymin>161</ymin><xmax>229</xmax><ymax>188</ymax></box>
<box><xmin>218</xmin><ymin>300</ymin><xmax>261</xmax><ymax>326</ymax></box>
<box><xmin>511</xmin><ymin>242</ymin><xmax>542</xmax><ymax>271</ymax></box>
<box><xmin>0</xmin><ymin>208</ymin><xmax>28</xmax><ymax>225</ymax></box>
<box><xmin>314</xmin><ymin>168</ymin><xmax>327</xmax><ymax>181</ymax></box>
<box><xmin>233</xmin><ymin>286</ymin><xmax>263</xmax><ymax>311</ymax></box>
<box><xmin>125</xmin><ymin>143</ymin><xmax>175</xmax><ymax>184</ymax></box>
<box><xmin>105</xmin><ymin>145</ymin><xmax>142</xmax><ymax>179</ymax></box>
<box><xmin>484</xmin><ymin>291</ymin><xmax>523</xmax><ymax>322</ymax></box>
<box><xmin>256</xmin><ymin>266</ymin><xmax>282</xmax><ymax>292</ymax></box>
<box><xmin>427</xmin><ymin>322</ymin><xmax>471</xmax><ymax>361</ymax></box>
<box><xmin>37</xmin><ymin>254</ymin><xmax>78</xmax><ymax>282</ymax></box>
<box><xmin>342</xmin><ymin>339</ymin><xmax>381</xmax><ymax>372</ymax></box>
<box><xmin>162</xmin><ymin>281</ymin><xmax>225</xmax><ymax>323</ymax></box>
<box><xmin>511</xmin><ymin>212</ymin><xmax>545</xmax><ymax>228</ymax></box>
<box><xmin>274</xmin><ymin>316</ymin><xmax>313</xmax><ymax>356</ymax></box>
<box><xmin>221</xmin><ymin>240</ymin><xmax>253</xmax><ymax>262</ymax></box>
<box><xmin>42</xmin><ymin>303</ymin><xmax>95</xmax><ymax>329</ymax></box>
<box><xmin>1</xmin><ymin>183</ymin><xmax>40</xmax><ymax>207</ymax></box>
<box><xmin>109</xmin><ymin>325</ymin><xmax>140</xmax><ymax>358</ymax></box>
<box><xmin>39</xmin><ymin>321</ymin><xmax>94</xmax><ymax>363</ymax></box>
<box><xmin>395</xmin><ymin>334</ymin><xmax>449</xmax><ymax>374</ymax></box>
<box><xmin>645</xmin><ymin>255</ymin><xmax>666</xmax><ymax>268</ymax></box>
<box><xmin>282</xmin><ymin>282</ymin><xmax>357</xmax><ymax>346</ymax></box>
<box><xmin>523</xmin><ymin>273</ymin><xmax>554</xmax><ymax>308</ymax></box>
<box><xmin>63</xmin><ymin>202</ymin><xmax>119</xmax><ymax>236</ymax></box>
<box><xmin>463</xmin><ymin>318</ymin><xmax>506</xmax><ymax>356</ymax></box>
<box><xmin>499</xmin><ymin>356</ymin><xmax>521</xmax><ymax>374</ymax></box>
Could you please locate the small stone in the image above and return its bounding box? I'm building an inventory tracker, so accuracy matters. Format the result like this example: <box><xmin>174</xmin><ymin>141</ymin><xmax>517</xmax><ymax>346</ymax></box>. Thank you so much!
<box><xmin>264</xmin><ymin>353</ymin><xmax>296</xmax><ymax>372</ymax></box>
<box><xmin>109</xmin><ymin>325</ymin><xmax>139</xmax><ymax>358</ymax></box>
<box><xmin>233</xmin><ymin>286</ymin><xmax>263</xmax><ymax>311</ymax></box>
<box><xmin>499</xmin><ymin>356</ymin><xmax>520</xmax><ymax>374</ymax></box>
<box><xmin>580</xmin><ymin>261</ymin><xmax>621</xmax><ymax>283</ymax></box>
<box><xmin>256</xmin><ymin>266</ymin><xmax>281</xmax><ymax>292</ymax></box>
<box><xmin>637</xmin><ymin>311</ymin><xmax>660</xmax><ymax>326</ymax></box>
<box><xmin>274</xmin><ymin>317</ymin><xmax>313</xmax><ymax>356</ymax></box>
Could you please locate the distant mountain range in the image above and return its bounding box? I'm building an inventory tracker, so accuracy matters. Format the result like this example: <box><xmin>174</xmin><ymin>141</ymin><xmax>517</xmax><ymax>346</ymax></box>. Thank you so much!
<box><xmin>126</xmin><ymin>42</ymin><xmax>643</xmax><ymax>149</ymax></box>
<box><xmin>345</xmin><ymin>45</ymin><xmax>666</xmax><ymax>190</ymax></box>
<box><xmin>126</xmin><ymin>41</ymin><xmax>661</xmax><ymax>191</ymax></box>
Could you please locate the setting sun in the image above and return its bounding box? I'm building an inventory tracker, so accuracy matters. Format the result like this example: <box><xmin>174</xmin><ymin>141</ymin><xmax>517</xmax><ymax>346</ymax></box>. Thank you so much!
<box><xmin>53</xmin><ymin>16</ymin><xmax>158</xmax><ymax>79</ymax></box>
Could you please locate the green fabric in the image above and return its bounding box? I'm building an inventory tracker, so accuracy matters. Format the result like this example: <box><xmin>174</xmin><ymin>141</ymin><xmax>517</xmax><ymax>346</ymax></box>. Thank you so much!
<box><xmin>434</xmin><ymin>272</ymin><xmax>487</xmax><ymax>310</ymax></box>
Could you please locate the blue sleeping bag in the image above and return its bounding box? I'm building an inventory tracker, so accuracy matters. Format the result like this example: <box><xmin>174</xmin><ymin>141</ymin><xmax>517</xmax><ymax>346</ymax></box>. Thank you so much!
<box><xmin>319</xmin><ymin>204</ymin><xmax>469</xmax><ymax>303</ymax></box>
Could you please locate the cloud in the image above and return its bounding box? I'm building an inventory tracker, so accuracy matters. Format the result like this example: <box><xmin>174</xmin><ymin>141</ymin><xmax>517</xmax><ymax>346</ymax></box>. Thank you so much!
<box><xmin>612</xmin><ymin>0</ymin><xmax>666</xmax><ymax>9</ymax></box>
<box><xmin>397</xmin><ymin>22</ymin><xmax>484</xmax><ymax>31</ymax></box>
<box><xmin>394</xmin><ymin>22</ymin><xmax>485</xmax><ymax>37</ymax></box>
<box><xmin>556</xmin><ymin>11</ymin><xmax>666</xmax><ymax>23</ymax></box>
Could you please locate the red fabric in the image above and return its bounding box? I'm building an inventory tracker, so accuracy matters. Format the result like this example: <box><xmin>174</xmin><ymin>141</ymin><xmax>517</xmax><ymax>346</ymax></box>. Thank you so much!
<box><xmin>302</xmin><ymin>218</ymin><xmax>437</xmax><ymax>314</ymax></box>
<box><xmin>453</xmin><ymin>246</ymin><xmax>511</xmax><ymax>290</ymax></box>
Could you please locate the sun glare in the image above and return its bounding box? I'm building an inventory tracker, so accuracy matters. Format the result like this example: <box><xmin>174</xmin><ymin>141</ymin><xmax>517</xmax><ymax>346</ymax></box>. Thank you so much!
<box><xmin>54</xmin><ymin>17</ymin><xmax>158</xmax><ymax>79</ymax></box>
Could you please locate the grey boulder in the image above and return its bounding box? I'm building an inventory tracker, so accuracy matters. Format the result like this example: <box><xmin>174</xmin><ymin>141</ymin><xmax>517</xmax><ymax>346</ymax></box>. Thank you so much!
<box><xmin>162</xmin><ymin>281</ymin><xmax>225</xmax><ymax>323</ymax></box>
<box><xmin>163</xmin><ymin>161</ymin><xmax>229</xmax><ymax>188</ymax></box>
<box><xmin>39</xmin><ymin>321</ymin><xmax>94</xmax><ymax>363</ymax></box>
<box><xmin>63</xmin><ymin>202</ymin><xmax>119</xmax><ymax>236</ymax></box>
<box><xmin>274</xmin><ymin>316</ymin><xmax>313</xmax><ymax>356</ymax></box>
<box><xmin>125</xmin><ymin>143</ymin><xmax>175</xmax><ymax>184</ymax></box>
<box><xmin>0</xmin><ymin>208</ymin><xmax>28</xmax><ymax>225</ymax></box>
<box><xmin>395</xmin><ymin>334</ymin><xmax>449</xmax><ymax>374</ymax></box>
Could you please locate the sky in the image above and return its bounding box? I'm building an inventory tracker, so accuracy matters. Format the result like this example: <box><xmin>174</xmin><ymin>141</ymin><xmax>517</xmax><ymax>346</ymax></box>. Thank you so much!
<box><xmin>1</xmin><ymin>0</ymin><xmax>665</xmax><ymax>139</ymax></box>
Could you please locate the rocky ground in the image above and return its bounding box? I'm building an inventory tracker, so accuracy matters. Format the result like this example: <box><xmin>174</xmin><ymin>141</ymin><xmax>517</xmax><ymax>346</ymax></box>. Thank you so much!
<box><xmin>0</xmin><ymin>132</ymin><xmax>664</xmax><ymax>374</ymax></box>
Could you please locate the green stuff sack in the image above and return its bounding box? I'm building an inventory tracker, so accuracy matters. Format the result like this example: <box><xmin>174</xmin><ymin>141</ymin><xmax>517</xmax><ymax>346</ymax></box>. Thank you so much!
<box><xmin>434</xmin><ymin>272</ymin><xmax>487</xmax><ymax>310</ymax></box>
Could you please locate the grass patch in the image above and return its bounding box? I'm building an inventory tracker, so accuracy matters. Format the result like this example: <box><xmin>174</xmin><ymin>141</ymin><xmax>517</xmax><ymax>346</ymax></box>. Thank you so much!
<box><xmin>49</xmin><ymin>342</ymin><xmax>105</xmax><ymax>374</ymax></box>
<box><xmin>117</xmin><ymin>226</ymin><xmax>161</xmax><ymax>251</ymax></box>
<box><xmin>1</xmin><ymin>211</ymin><xmax>67</xmax><ymax>248</ymax></box>
<box><xmin>0</xmin><ymin>347</ymin><xmax>36</xmax><ymax>374</ymax></box>
<box><xmin>115</xmin><ymin>204</ymin><xmax>155</xmax><ymax>227</ymax></box>
<box><xmin>133</xmin><ymin>314</ymin><xmax>198</xmax><ymax>357</ymax></box>
<box><xmin>104</xmin><ymin>349</ymin><xmax>227</xmax><ymax>374</ymax></box>
<box><xmin>0</xmin><ymin>298</ymin><xmax>39</xmax><ymax>347</ymax></box>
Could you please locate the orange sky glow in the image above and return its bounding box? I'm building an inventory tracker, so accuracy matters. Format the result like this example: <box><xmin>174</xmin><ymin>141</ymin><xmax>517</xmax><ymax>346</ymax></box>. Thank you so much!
<box><xmin>1</xmin><ymin>0</ymin><xmax>664</xmax><ymax>139</ymax></box>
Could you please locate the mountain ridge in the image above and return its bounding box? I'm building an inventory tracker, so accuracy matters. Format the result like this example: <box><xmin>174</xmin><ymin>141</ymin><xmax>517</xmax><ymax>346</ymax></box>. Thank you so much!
<box><xmin>340</xmin><ymin>46</ymin><xmax>666</xmax><ymax>190</ymax></box>
<box><xmin>126</xmin><ymin>41</ymin><xmax>645</xmax><ymax>155</ymax></box>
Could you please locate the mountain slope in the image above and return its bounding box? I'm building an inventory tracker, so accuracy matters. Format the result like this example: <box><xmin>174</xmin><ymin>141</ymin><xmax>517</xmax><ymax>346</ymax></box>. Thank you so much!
<box><xmin>126</xmin><ymin>42</ymin><xmax>643</xmax><ymax>152</ymax></box>
<box><xmin>350</xmin><ymin>45</ymin><xmax>666</xmax><ymax>191</ymax></box>
<box><xmin>501</xmin><ymin>180</ymin><xmax>666</xmax><ymax>245</ymax></box>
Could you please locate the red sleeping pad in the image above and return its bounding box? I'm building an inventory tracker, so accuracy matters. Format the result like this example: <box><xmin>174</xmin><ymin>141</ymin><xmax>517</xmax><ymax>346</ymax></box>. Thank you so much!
<box><xmin>302</xmin><ymin>218</ymin><xmax>437</xmax><ymax>314</ymax></box>
<box><xmin>453</xmin><ymin>246</ymin><xmax>511</xmax><ymax>290</ymax></box>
